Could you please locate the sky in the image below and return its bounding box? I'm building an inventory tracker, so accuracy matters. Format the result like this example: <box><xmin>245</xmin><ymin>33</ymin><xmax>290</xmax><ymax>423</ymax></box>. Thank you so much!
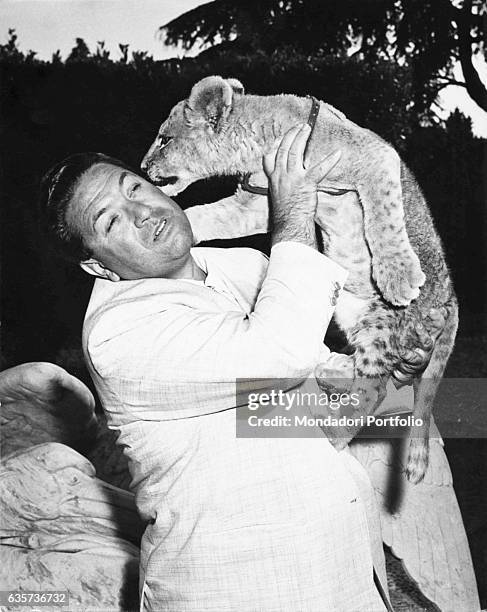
<box><xmin>0</xmin><ymin>0</ymin><xmax>206</xmax><ymax>60</ymax></box>
<box><xmin>1</xmin><ymin>0</ymin><xmax>486</xmax><ymax>136</ymax></box>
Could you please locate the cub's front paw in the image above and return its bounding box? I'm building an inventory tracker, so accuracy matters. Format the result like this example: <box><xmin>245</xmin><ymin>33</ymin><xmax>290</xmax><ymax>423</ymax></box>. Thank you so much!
<box><xmin>373</xmin><ymin>250</ymin><xmax>425</xmax><ymax>307</ymax></box>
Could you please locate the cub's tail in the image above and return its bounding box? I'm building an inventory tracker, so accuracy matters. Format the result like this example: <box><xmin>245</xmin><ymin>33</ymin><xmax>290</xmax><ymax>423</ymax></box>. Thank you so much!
<box><xmin>406</xmin><ymin>297</ymin><xmax>458</xmax><ymax>483</ymax></box>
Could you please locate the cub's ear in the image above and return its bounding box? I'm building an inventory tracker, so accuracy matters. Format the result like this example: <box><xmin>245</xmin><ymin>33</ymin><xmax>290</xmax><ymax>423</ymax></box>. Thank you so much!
<box><xmin>184</xmin><ymin>76</ymin><xmax>235</xmax><ymax>130</ymax></box>
<box><xmin>226</xmin><ymin>78</ymin><xmax>245</xmax><ymax>95</ymax></box>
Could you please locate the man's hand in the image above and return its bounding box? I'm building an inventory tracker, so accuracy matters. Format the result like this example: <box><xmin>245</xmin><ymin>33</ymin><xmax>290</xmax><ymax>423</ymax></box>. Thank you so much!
<box><xmin>263</xmin><ymin>124</ymin><xmax>341</xmax><ymax>248</ymax></box>
<box><xmin>315</xmin><ymin>353</ymin><xmax>354</xmax><ymax>396</ymax></box>
<box><xmin>316</xmin><ymin>307</ymin><xmax>447</xmax><ymax>394</ymax></box>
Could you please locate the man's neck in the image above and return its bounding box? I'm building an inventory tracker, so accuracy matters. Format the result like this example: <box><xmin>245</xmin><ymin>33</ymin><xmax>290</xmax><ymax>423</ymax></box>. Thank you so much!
<box><xmin>168</xmin><ymin>254</ymin><xmax>207</xmax><ymax>282</ymax></box>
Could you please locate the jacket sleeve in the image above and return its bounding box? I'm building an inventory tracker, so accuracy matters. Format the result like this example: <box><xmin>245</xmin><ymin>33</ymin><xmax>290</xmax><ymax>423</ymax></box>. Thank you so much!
<box><xmin>87</xmin><ymin>243</ymin><xmax>348</xmax><ymax>420</ymax></box>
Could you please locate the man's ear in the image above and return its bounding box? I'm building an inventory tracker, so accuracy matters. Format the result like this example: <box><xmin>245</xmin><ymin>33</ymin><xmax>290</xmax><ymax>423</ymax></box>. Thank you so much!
<box><xmin>80</xmin><ymin>258</ymin><xmax>121</xmax><ymax>282</ymax></box>
<box><xmin>184</xmin><ymin>76</ymin><xmax>235</xmax><ymax>131</ymax></box>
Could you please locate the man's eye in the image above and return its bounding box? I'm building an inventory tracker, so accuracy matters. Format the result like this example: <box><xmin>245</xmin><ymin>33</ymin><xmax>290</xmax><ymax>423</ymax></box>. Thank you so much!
<box><xmin>128</xmin><ymin>183</ymin><xmax>141</xmax><ymax>198</ymax></box>
<box><xmin>158</xmin><ymin>135</ymin><xmax>172</xmax><ymax>149</ymax></box>
<box><xmin>106</xmin><ymin>216</ymin><xmax>118</xmax><ymax>233</ymax></box>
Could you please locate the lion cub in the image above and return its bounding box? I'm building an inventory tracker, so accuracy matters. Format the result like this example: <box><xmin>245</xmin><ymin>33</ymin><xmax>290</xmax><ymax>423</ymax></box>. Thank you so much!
<box><xmin>142</xmin><ymin>76</ymin><xmax>457</xmax><ymax>483</ymax></box>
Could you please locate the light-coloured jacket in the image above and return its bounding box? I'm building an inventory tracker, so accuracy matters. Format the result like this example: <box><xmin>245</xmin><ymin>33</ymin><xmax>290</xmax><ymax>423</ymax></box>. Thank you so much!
<box><xmin>83</xmin><ymin>243</ymin><xmax>387</xmax><ymax>611</ymax></box>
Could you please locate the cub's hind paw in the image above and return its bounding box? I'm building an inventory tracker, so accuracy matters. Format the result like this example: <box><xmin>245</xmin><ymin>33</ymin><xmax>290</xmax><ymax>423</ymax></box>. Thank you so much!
<box><xmin>373</xmin><ymin>250</ymin><xmax>425</xmax><ymax>307</ymax></box>
<box><xmin>405</xmin><ymin>439</ymin><xmax>429</xmax><ymax>484</ymax></box>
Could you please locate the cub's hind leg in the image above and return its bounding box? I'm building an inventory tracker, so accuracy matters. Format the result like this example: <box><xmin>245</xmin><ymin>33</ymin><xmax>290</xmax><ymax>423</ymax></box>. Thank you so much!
<box><xmin>406</xmin><ymin>298</ymin><xmax>458</xmax><ymax>483</ymax></box>
<box><xmin>318</xmin><ymin>303</ymin><xmax>399</xmax><ymax>448</ymax></box>
<box><xmin>353</xmin><ymin>148</ymin><xmax>425</xmax><ymax>306</ymax></box>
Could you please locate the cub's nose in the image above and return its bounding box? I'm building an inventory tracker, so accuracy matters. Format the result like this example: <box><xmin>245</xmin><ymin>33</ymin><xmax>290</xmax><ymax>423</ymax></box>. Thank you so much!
<box><xmin>140</xmin><ymin>154</ymin><xmax>150</xmax><ymax>173</ymax></box>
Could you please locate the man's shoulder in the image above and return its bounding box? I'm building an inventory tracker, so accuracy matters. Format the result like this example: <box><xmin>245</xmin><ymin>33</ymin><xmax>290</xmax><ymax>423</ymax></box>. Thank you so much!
<box><xmin>83</xmin><ymin>247</ymin><xmax>269</xmax><ymax>357</ymax></box>
<box><xmin>82</xmin><ymin>276</ymin><xmax>203</xmax><ymax>351</ymax></box>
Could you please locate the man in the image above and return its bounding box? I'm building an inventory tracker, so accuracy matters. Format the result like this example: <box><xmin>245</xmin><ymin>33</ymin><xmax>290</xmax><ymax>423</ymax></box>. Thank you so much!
<box><xmin>40</xmin><ymin>126</ymin><xmax>438</xmax><ymax>611</ymax></box>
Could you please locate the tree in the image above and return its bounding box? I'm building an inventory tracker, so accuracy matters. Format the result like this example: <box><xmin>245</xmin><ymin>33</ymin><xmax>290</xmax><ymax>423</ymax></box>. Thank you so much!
<box><xmin>66</xmin><ymin>38</ymin><xmax>91</xmax><ymax>63</ymax></box>
<box><xmin>0</xmin><ymin>29</ymin><xmax>37</xmax><ymax>64</ymax></box>
<box><xmin>159</xmin><ymin>0</ymin><xmax>487</xmax><ymax>113</ymax></box>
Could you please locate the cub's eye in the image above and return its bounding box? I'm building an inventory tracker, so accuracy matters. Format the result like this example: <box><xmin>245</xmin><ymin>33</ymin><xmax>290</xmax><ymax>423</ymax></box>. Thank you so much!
<box><xmin>158</xmin><ymin>135</ymin><xmax>173</xmax><ymax>149</ymax></box>
<box><xmin>128</xmin><ymin>182</ymin><xmax>141</xmax><ymax>198</ymax></box>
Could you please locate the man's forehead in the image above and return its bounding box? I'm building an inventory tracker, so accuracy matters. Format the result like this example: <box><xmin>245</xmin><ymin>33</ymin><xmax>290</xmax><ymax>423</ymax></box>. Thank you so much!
<box><xmin>67</xmin><ymin>163</ymin><xmax>123</xmax><ymax>233</ymax></box>
<box><xmin>79</xmin><ymin>163</ymin><xmax>122</xmax><ymax>202</ymax></box>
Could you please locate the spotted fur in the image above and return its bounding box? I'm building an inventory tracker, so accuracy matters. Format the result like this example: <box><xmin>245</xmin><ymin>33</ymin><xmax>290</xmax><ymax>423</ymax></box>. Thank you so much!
<box><xmin>142</xmin><ymin>76</ymin><xmax>457</xmax><ymax>483</ymax></box>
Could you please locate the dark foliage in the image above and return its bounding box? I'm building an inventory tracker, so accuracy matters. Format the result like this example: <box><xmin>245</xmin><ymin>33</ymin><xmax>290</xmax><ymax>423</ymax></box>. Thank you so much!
<box><xmin>0</xmin><ymin>33</ymin><xmax>485</xmax><ymax>370</ymax></box>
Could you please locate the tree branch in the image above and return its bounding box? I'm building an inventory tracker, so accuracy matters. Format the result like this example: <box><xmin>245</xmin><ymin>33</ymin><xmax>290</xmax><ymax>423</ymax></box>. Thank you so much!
<box><xmin>436</xmin><ymin>78</ymin><xmax>468</xmax><ymax>87</ymax></box>
<box><xmin>457</xmin><ymin>0</ymin><xmax>487</xmax><ymax>111</ymax></box>
<box><xmin>448</xmin><ymin>0</ymin><xmax>484</xmax><ymax>29</ymax></box>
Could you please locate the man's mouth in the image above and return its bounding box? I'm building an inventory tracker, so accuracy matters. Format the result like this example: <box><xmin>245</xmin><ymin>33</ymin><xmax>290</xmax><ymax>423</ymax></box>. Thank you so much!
<box><xmin>153</xmin><ymin>218</ymin><xmax>167</xmax><ymax>241</ymax></box>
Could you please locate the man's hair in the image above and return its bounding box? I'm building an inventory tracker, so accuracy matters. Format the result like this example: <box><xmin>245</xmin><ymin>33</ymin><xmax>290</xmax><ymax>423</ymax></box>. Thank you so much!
<box><xmin>39</xmin><ymin>152</ymin><xmax>134</xmax><ymax>264</ymax></box>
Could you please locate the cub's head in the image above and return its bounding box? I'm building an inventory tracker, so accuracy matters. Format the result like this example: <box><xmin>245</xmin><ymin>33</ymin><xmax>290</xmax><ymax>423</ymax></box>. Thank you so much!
<box><xmin>141</xmin><ymin>76</ymin><xmax>245</xmax><ymax>196</ymax></box>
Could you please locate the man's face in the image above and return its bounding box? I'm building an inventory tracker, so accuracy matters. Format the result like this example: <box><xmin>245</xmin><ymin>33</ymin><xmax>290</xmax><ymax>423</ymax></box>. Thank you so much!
<box><xmin>67</xmin><ymin>163</ymin><xmax>195</xmax><ymax>280</ymax></box>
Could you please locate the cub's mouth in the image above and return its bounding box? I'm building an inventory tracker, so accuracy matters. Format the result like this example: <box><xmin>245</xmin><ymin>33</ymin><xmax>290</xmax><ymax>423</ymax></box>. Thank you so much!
<box><xmin>152</xmin><ymin>175</ymin><xmax>179</xmax><ymax>187</ymax></box>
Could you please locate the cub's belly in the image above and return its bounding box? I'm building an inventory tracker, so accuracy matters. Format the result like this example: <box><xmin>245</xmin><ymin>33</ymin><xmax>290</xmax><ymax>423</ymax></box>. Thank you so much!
<box><xmin>316</xmin><ymin>190</ymin><xmax>376</xmax><ymax>299</ymax></box>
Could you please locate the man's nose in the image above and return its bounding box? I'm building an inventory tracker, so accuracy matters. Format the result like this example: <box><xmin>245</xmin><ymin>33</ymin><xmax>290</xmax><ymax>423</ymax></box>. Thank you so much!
<box><xmin>133</xmin><ymin>206</ymin><xmax>155</xmax><ymax>229</ymax></box>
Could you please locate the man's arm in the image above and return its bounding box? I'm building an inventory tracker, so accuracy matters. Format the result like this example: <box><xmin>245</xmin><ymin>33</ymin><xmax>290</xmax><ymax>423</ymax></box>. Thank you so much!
<box><xmin>92</xmin><ymin>138</ymin><xmax>348</xmax><ymax>414</ymax></box>
<box><xmin>87</xmin><ymin>244</ymin><xmax>347</xmax><ymax>419</ymax></box>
